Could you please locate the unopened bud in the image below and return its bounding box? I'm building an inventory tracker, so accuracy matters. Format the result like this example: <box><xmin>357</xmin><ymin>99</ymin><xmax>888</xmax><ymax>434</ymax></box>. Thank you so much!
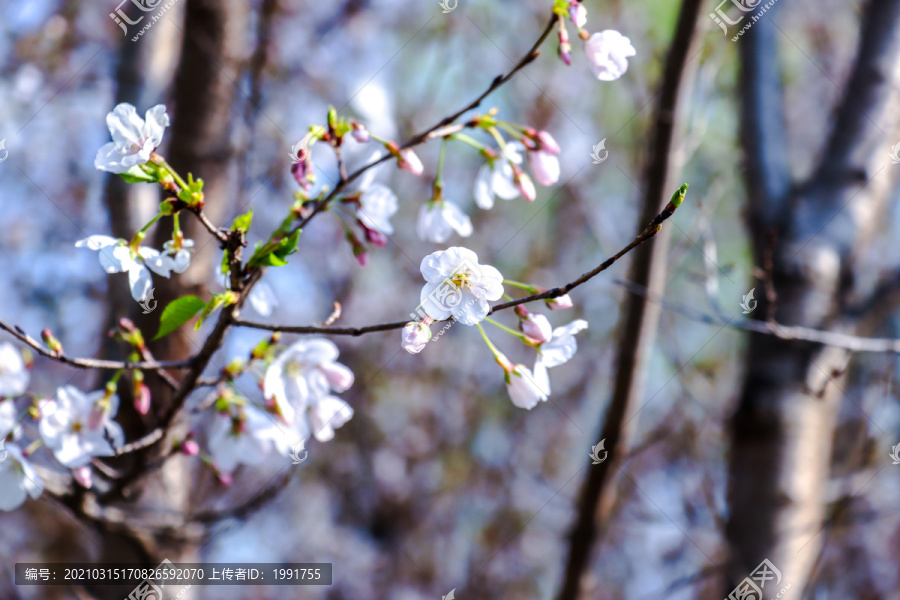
<box><xmin>41</xmin><ymin>329</ymin><xmax>63</xmax><ymax>355</ymax></box>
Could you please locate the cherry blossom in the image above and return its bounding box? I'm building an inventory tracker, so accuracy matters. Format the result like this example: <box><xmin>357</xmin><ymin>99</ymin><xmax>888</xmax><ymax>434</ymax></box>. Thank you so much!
<box><xmin>398</xmin><ymin>148</ymin><xmax>424</xmax><ymax>175</ymax></box>
<box><xmin>569</xmin><ymin>1</ymin><xmax>587</xmax><ymax>28</ymax></box>
<box><xmin>518</xmin><ymin>311</ymin><xmax>553</xmax><ymax>344</ymax></box>
<box><xmin>94</xmin><ymin>103</ymin><xmax>170</xmax><ymax>174</ymax></box>
<box><xmin>417</xmin><ymin>201</ymin><xmax>473</xmax><ymax>243</ymax></box>
<box><xmin>533</xmin><ymin>319</ymin><xmax>589</xmax><ymax>395</ymax></box>
<box><xmin>474</xmin><ymin>142</ymin><xmax>524</xmax><ymax>209</ymax></box>
<box><xmin>207</xmin><ymin>405</ymin><xmax>296</xmax><ymax>474</ymax></box>
<box><xmin>308</xmin><ymin>396</ymin><xmax>354</xmax><ymax>442</ymax></box>
<box><xmin>546</xmin><ymin>294</ymin><xmax>574</xmax><ymax>310</ymax></box>
<box><xmin>419</xmin><ymin>247</ymin><xmax>504</xmax><ymax>325</ymax></box>
<box><xmin>505</xmin><ymin>364</ymin><xmax>548</xmax><ymax>410</ymax></box>
<box><xmin>0</xmin><ymin>342</ymin><xmax>29</xmax><ymax>398</ymax></box>
<box><xmin>584</xmin><ymin>30</ymin><xmax>637</xmax><ymax>82</ymax></box>
<box><xmin>0</xmin><ymin>443</ymin><xmax>43</xmax><ymax>511</ymax></box>
<box><xmin>162</xmin><ymin>238</ymin><xmax>194</xmax><ymax>274</ymax></box>
<box><xmin>263</xmin><ymin>338</ymin><xmax>354</xmax><ymax>427</ymax></box>
<box><xmin>401</xmin><ymin>321</ymin><xmax>432</xmax><ymax>354</ymax></box>
<box><xmin>526</xmin><ymin>150</ymin><xmax>561</xmax><ymax>186</ymax></box>
<box><xmin>358</xmin><ymin>184</ymin><xmax>399</xmax><ymax>236</ymax></box>
<box><xmin>39</xmin><ymin>385</ymin><xmax>125</xmax><ymax>468</ymax></box>
<box><xmin>76</xmin><ymin>235</ymin><xmax>175</xmax><ymax>302</ymax></box>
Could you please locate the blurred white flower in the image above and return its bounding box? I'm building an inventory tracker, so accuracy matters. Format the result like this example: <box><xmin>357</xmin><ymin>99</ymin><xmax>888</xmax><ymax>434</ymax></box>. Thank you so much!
<box><xmin>569</xmin><ymin>1</ymin><xmax>587</xmax><ymax>28</ymax></box>
<box><xmin>0</xmin><ymin>444</ymin><xmax>42</xmax><ymax>511</ymax></box>
<box><xmin>419</xmin><ymin>247</ymin><xmax>504</xmax><ymax>325</ymax></box>
<box><xmin>76</xmin><ymin>235</ymin><xmax>174</xmax><ymax>302</ymax></box>
<box><xmin>95</xmin><ymin>103</ymin><xmax>170</xmax><ymax>174</ymax></box>
<box><xmin>584</xmin><ymin>30</ymin><xmax>636</xmax><ymax>81</ymax></box>
<box><xmin>417</xmin><ymin>201</ymin><xmax>473</xmax><ymax>243</ymax></box>
<box><xmin>308</xmin><ymin>396</ymin><xmax>354</xmax><ymax>442</ymax></box>
<box><xmin>527</xmin><ymin>151</ymin><xmax>561</xmax><ymax>186</ymax></box>
<box><xmin>533</xmin><ymin>319</ymin><xmax>589</xmax><ymax>396</ymax></box>
<box><xmin>0</xmin><ymin>343</ymin><xmax>29</xmax><ymax>398</ymax></box>
<box><xmin>401</xmin><ymin>321</ymin><xmax>432</xmax><ymax>354</ymax></box>
<box><xmin>39</xmin><ymin>385</ymin><xmax>125</xmax><ymax>468</ymax></box>
<box><xmin>207</xmin><ymin>405</ymin><xmax>296</xmax><ymax>474</ymax></box>
<box><xmin>264</xmin><ymin>338</ymin><xmax>354</xmax><ymax>426</ymax></box>
<box><xmin>474</xmin><ymin>142</ymin><xmax>523</xmax><ymax>209</ymax></box>
<box><xmin>162</xmin><ymin>238</ymin><xmax>194</xmax><ymax>274</ymax></box>
<box><xmin>506</xmin><ymin>365</ymin><xmax>548</xmax><ymax>410</ymax></box>
<box><xmin>358</xmin><ymin>184</ymin><xmax>399</xmax><ymax>235</ymax></box>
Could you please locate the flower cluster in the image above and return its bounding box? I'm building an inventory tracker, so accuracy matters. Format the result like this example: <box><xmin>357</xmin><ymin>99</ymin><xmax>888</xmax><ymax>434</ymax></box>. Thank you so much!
<box><xmin>555</xmin><ymin>0</ymin><xmax>636</xmax><ymax>81</ymax></box>
<box><xmin>0</xmin><ymin>342</ymin><xmax>128</xmax><ymax>510</ymax></box>
<box><xmin>201</xmin><ymin>338</ymin><xmax>356</xmax><ymax>478</ymax></box>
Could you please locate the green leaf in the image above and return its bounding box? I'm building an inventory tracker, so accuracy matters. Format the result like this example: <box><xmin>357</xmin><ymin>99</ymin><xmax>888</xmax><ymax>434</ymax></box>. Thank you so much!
<box><xmin>195</xmin><ymin>291</ymin><xmax>238</xmax><ymax>330</ymax></box>
<box><xmin>118</xmin><ymin>164</ymin><xmax>157</xmax><ymax>184</ymax></box>
<box><xmin>231</xmin><ymin>209</ymin><xmax>253</xmax><ymax>233</ymax></box>
<box><xmin>248</xmin><ymin>229</ymin><xmax>300</xmax><ymax>268</ymax></box>
<box><xmin>153</xmin><ymin>295</ymin><xmax>206</xmax><ymax>340</ymax></box>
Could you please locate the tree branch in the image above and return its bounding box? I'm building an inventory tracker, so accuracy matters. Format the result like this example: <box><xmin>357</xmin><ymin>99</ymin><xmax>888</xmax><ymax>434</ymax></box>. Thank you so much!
<box><xmin>233</xmin><ymin>193</ymin><xmax>686</xmax><ymax>335</ymax></box>
<box><xmin>0</xmin><ymin>319</ymin><xmax>194</xmax><ymax>371</ymax></box>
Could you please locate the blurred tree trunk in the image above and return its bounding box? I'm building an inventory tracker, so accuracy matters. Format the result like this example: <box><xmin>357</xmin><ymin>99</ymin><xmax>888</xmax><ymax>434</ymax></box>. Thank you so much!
<box><xmin>556</xmin><ymin>0</ymin><xmax>704</xmax><ymax>597</ymax></box>
<box><xmin>90</xmin><ymin>2</ymin><xmax>246</xmax><ymax>597</ymax></box>
<box><xmin>726</xmin><ymin>0</ymin><xmax>900</xmax><ymax>595</ymax></box>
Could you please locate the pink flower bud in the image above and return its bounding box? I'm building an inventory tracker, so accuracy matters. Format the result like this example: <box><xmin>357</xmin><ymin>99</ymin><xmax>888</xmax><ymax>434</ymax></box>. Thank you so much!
<box><xmin>520</xmin><ymin>312</ymin><xmax>553</xmax><ymax>344</ymax></box>
<box><xmin>216</xmin><ymin>471</ymin><xmax>233</xmax><ymax>486</ymax></box>
<box><xmin>401</xmin><ymin>321</ymin><xmax>432</xmax><ymax>354</ymax></box>
<box><xmin>134</xmin><ymin>383</ymin><xmax>151</xmax><ymax>415</ymax></box>
<box><xmin>535</xmin><ymin>131</ymin><xmax>561</xmax><ymax>155</ymax></box>
<box><xmin>398</xmin><ymin>149</ymin><xmax>424</xmax><ymax>175</ymax></box>
<box><xmin>527</xmin><ymin>150</ymin><xmax>561</xmax><ymax>186</ymax></box>
<box><xmin>569</xmin><ymin>1</ymin><xmax>587</xmax><ymax>28</ymax></box>
<box><xmin>73</xmin><ymin>465</ymin><xmax>93</xmax><ymax>489</ymax></box>
<box><xmin>546</xmin><ymin>294</ymin><xmax>574</xmax><ymax>310</ymax></box>
<box><xmin>352</xmin><ymin>122</ymin><xmax>370</xmax><ymax>143</ymax></box>
<box><xmin>181</xmin><ymin>440</ymin><xmax>200</xmax><ymax>456</ymax></box>
<box><xmin>356</xmin><ymin>250</ymin><xmax>369</xmax><ymax>266</ymax></box>
<box><xmin>291</xmin><ymin>154</ymin><xmax>315</xmax><ymax>190</ymax></box>
<box><xmin>558</xmin><ymin>26</ymin><xmax>572</xmax><ymax>66</ymax></box>
<box><xmin>363</xmin><ymin>226</ymin><xmax>387</xmax><ymax>247</ymax></box>
<box><xmin>513</xmin><ymin>169</ymin><xmax>537</xmax><ymax>201</ymax></box>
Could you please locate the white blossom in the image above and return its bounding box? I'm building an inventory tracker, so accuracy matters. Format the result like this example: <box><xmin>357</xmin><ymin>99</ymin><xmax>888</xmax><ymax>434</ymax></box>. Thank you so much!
<box><xmin>506</xmin><ymin>365</ymin><xmax>548</xmax><ymax>410</ymax></box>
<box><xmin>207</xmin><ymin>405</ymin><xmax>297</xmax><ymax>474</ymax></box>
<box><xmin>527</xmin><ymin>150</ymin><xmax>561</xmax><ymax>186</ymax></box>
<box><xmin>418</xmin><ymin>247</ymin><xmax>504</xmax><ymax>325</ymax></box>
<box><xmin>358</xmin><ymin>184</ymin><xmax>399</xmax><ymax>235</ymax></box>
<box><xmin>162</xmin><ymin>238</ymin><xmax>194</xmax><ymax>274</ymax></box>
<box><xmin>417</xmin><ymin>201</ymin><xmax>473</xmax><ymax>243</ymax></box>
<box><xmin>76</xmin><ymin>235</ymin><xmax>174</xmax><ymax>302</ymax></box>
<box><xmin>584</xmin><ymin>30</ymin><xmax>636</xmax><ymax>82</ymax></box>
<box><xmin>533</xmin><ymin>319</ymin><xmax>589</xmax><ymax>396</ymax></box>
<box><xmin>94</xmin><ymin>103</ymin><xmax>170</xmax><ymax>174</ymax></box>
<box><xmin>0</xmin><ymin>342</ymin><xmax>29</xmax><ymax>398</ymax></box>
<box><xmin>263</xmin><ymin>338</ymin><xmax>354</xmax><ymax>428</ymax></box>
<box><xmin>474</xmin><ymin>142</ymin><xmax>524</xmax><ymax>209</ymax></box>
<box><xmin>401</xmin><ymin>321</ymin><xmax>432</xmax><ymax>354</ymax></box>
<box><xmin>39</xmin><ymin>386</ymin><xmax>125</xmax><ymax>468</ymax></box>
<box><xmin>520</xmin><ymin>312</ymin><xmax>553</xmax><ymax>344</ymax></box>
<box><xmin>308</xmin><ymin>396</ymin><xmax>354</xmax><ymax>442</ymax></box>
<box><xmin>398</xmin><ymin>149</ymin><xmax>424</xmax><ymax>175</ymax></box>
<box><xmin>0</xmin><ymin>444</ymin><xmax>43</xmax><ymax>511</ymax></box>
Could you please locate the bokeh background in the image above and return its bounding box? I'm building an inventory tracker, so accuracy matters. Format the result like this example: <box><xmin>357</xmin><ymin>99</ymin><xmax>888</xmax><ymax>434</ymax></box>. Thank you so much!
<box><xmin>1</xmin><ymin>0</ymin><xmax>900</xmax><ymax>599</ymax></box>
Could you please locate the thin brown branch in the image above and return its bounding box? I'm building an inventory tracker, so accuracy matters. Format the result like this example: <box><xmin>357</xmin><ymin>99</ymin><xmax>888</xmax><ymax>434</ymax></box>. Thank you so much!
<box><xmin>0</xmin><ymin>319</ymin><xmax>194</xmax><ymax>371</ymax></box>
<box><xmin>233</xmin><ymin>194</ymin><xmax>685</xmax><ymax>335</ymax></box>
<box><xmin>290</xmin><ymin>14</ymin><xmax>557</xmax><ymax>232</ymax></box>
<box><xmin>191</xmin><ymin>208</ymin><xmax>229</xmax><ymax>243</ymax></box>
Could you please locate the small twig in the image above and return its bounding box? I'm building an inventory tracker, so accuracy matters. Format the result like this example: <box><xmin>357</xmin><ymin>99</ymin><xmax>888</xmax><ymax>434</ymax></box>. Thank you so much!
<box><xmin>0</xmin><ymin>319</ymin><xmax>194</xmax><ymax>371</ymax></box>
<box><xmin>191</xmin><ymin>208</ymin><xmax>229</xmax><ymax>243</ymax></box>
